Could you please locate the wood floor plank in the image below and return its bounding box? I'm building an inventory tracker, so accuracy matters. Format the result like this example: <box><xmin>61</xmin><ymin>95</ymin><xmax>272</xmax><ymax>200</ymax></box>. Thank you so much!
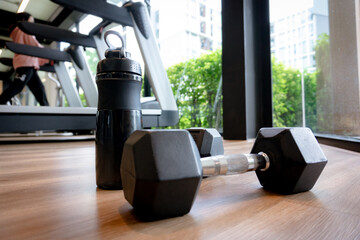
<box><xmin>0</xmin><ymin>140</ymin><xmax>359</xmax><ymax>239</ymax></box>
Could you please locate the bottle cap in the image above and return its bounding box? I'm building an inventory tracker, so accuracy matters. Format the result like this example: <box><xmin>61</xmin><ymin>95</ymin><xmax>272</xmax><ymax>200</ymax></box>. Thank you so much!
<box><xmin>96</xmin><ymin>30</ymin><xmax>142</xmax><ymax>76</ymax></box>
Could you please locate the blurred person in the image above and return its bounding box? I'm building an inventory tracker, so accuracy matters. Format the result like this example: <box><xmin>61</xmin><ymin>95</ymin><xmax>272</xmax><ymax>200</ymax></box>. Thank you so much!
<box><xmin>0</xmin><ymin>12</ymin><xmax>49</xmax><ymax>106</ymax></box>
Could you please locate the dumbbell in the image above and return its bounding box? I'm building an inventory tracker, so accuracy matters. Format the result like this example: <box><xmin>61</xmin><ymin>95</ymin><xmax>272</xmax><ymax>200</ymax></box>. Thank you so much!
<box><xmin>187</xmin><ymin>128</ymin><xmax>224</xmax><ymax>157</ymax></box>
<box><xmin>120</xmin><ymin>128</ymin><xmax>328</xmax><ymax>220</ymax></box>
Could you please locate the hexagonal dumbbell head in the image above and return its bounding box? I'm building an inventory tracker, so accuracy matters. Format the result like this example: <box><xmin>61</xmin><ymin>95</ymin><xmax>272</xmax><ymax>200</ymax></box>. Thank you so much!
<box><xmin>251</xmin><ymin>128</ymin><xmax>327</xmax><ymax>194</ymax></box>
<box><xmin>121</xmin><ymin>129</ymin><xmax>202</xmax><ymax>219</ymax></box>
<box><xmin>187</xmin><ymin>128</ymin><xmax>224</xmax><ymax>157</ymax></box>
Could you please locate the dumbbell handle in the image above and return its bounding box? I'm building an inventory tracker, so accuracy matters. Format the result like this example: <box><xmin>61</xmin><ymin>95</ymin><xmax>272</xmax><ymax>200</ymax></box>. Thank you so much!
<box><xmin>201</xmin><ymin>152</ymin><xmax>270</xmax><ymax>177</ymax></box>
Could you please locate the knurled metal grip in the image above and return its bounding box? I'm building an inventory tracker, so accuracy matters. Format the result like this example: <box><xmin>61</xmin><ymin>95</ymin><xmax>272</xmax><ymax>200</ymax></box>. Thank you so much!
<box><xmin>202</xmin><ymin>155</ymin><xmax>228</xmax><ymax>176</ymax></box>
<box><xmin>201</xmin><ymin>153</ymin><xmax>270</xmax><ymax>177</ymax></box>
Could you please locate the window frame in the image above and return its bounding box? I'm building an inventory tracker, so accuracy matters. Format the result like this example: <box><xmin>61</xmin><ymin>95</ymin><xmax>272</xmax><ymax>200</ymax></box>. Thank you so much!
<box><xmin>221</xmin><ymin>0</ymin><xmax>360</xmax><ymax>153</ymax></box>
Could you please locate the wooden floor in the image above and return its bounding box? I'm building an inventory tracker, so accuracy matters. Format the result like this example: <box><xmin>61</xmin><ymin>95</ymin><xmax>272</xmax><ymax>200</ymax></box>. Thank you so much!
<box><xmin>0</xmin><ymin>139</ymin><xmax>359</xmax><ymax>240</ymax></box>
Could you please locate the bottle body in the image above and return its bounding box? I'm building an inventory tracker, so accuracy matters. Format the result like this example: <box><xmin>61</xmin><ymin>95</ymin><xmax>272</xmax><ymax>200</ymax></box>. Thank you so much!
<box><xmin>95</xmin><ymin>72</ymin><xmax>142</xmax><ymax>189</ymax></box>
<box><xmin>96</xmin><ymin>109</ymin><xmax>141</xmax><ymax>189</ymax></box>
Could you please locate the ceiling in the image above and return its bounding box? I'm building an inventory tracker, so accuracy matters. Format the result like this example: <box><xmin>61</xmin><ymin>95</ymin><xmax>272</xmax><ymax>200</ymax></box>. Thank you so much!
<box><xmin>0</xmin><ymin>0</ymin><xmax>73</xmax><ymax>47</ymax></box>
<box><xmin>0</xmin><ymin>0</ymin><xmax>130</xmax><ymax>48</ymax></box>
<box><xmin>0</xmin><ymin>0</ymin><xmax>63</xmax><ymax>21</ymax></box>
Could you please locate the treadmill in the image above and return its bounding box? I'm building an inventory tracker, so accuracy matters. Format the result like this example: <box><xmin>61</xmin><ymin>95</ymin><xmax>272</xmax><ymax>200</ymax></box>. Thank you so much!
<box><xmin>0</xmin><ymin>1</ymin><xmax>178</xmax><ymax>133</ymax></box>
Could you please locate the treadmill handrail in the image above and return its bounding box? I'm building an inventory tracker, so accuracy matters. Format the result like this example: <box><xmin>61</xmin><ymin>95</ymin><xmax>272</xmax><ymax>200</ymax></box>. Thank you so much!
<box><xmin>0</xmin><ymin>57</ymin><xmax>13</xmax><ymax>67</ymax></box>
<box><xmin>19</xmin><ymin>22</ymin><xmax>97</xmax><ymax>48</ymax></box>
<box><xmin>126</xmin><ymin>2</ymin><xmax>178</xmax><ymax>111</ymax></box>
<box><xmin>51</xmin><ymin>0</ymin><xmax>133</xmax><ymax>27</ymax></box>
<box><xmin>6</xmin><ymin>42</ymin><xmax>72</xmax><ymax>62</ymax></box>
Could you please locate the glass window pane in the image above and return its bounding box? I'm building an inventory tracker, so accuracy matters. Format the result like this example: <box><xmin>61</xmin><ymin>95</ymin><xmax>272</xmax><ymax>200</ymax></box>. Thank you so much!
<box><xmin>270</xmin><ymin>0</ymin><xmax>360</xmax><ymax>139</ymax></box>
<box><xmin>144</xmin><ymin>0</ymin><xmax>222</xmax><ymax>131</ymax></box>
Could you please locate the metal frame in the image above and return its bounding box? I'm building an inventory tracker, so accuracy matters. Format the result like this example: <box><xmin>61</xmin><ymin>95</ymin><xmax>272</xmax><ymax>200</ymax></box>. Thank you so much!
<box><xmin>5</xmin><ymin>42</ymin><xmax>86</xmax><ymax>107</ymax></box>
<box><xmin>53</xmin><ymin>62</ymin><xmax>82</xmax><ymax>107</ymax></box>
<box><xmin>126</xmin><ymin>2</ymin><xmax>177</xmax><ymax>112</ymax></box>
<box><xmin>51</xmin><ymin>0</ymin><xmax>179</xmax><ymax>127</ymax></box>
<box><xmin>71</xmin><ymin>46</ymin><xmax>98</xmax><ymax>107</ymax></box>
<box><xmin>222</xmin><ymin>0</ymin><xmax>272</xmax><ymax>140</ymax></box>
<box><xmin>50</xmin><ymin>0</ymin><xmax>178</xmax><ymax>113</ymax></box>
<box><xmin>316</xmin><ymin>134</ymin><xmax>360</xmax><ymax>153</ymax></box>
<box><xmin>0</xmin><ymin>106</ymin><xmax>95</xmax><ymax>133</ymax></box>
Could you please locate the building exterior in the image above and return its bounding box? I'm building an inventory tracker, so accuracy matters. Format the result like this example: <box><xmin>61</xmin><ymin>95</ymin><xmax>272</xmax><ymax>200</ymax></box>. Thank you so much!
<box><xmin>150</xmin><ymin>0</ymin><xmax>222</xmax><ymax>68</ymax></box>
<box><xmin>270</xmin><ymin>0</ymin><xmax>329</xmax><ymax>72</ymax></box>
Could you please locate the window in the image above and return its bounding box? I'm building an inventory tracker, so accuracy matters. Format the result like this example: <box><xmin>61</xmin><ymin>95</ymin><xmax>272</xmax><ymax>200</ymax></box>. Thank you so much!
<box><xmin>301</xmin><ymin>41</ymin><xmax>307</xmax><ymax>54</ymax></box>
<box><xmin>309</xmin><ymin>23</ymin><xmax>314</xmax><ymax>37</ymax></box>
<box><xmin>270</xmin><ymin>0</ymin><xmax>360</xmax><ymax>140</ymax></box>
<box><xmin>278</xmin><ymin>18</ymin><xmax>285</xmax><ymax>32</ymax></box>
<box><xmin>200</xmin><ymin>37</ymin><xmax>212</xmax><ymax>50</ymax></box>
<box><xmin>200</xmin><ymin>4</ymin><xmax>206</xmax><ymax>17</ymax></box>
<box><xmin>149</xmin><ymin>0</ymin><xmax>222</xmax><ymax>131</ymax></box>
<box><xmin>279</xmin><ymin>47</ymin><xmax>286</xmax><ymax>60</ymax></box>
<box><xmin>155</xmin><ymin>10</ymin><xmax>160</xmax><ymax>23</ymax></box>
<box><xmin>301</xmin><ymin>11</ymin><xmax>306</xmax><ymax>24</ymax></box>
<box><xmin>309</xmin><ymin>12</ymin><xmax>314</xmax><ymax>21</ymax></box>
<box><xmin>156</xmin><ymin>29</ymin><xmax>159</xmax><ymax>39</ymax></box>
<box><xmin>200</xmin><ymin>21</ymin><xmax>206</xmax><ymax>34</ymax></box>
<box><xmin>300</xmin><ymin>26</ymin><xmax>306</xmax><ymax>40</ymax></box>
<box><xmin>310</xmin><ymin>55</ymin><xmax>316</xmax><ymax>67</ymax></box>
<box><xmin>309</xmin><ymin>39</ymin><xmax>315</xmax><ymax>51</ymax></box>
<box><xmin>271</xmin><ymin>36</ymin><xmax>275</xmax><ymax>46</ymax></box>
<box><xmin>302</xmin><ymin>56</ymin><xmax>308</xmax><ymax>67</ymax></box>
<box><xmin>278</xmin><ymin>33</ymin><xmax>285</xmax><ymax>46</ymax></box>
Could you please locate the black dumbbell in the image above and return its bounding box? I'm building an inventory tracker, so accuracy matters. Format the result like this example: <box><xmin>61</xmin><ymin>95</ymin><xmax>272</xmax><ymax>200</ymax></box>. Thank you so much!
<box><xmin>187</xmin><ymin>128</ymin><xmax>224</xmax><ymax>157</ymax></box>
<box><xmin>120</xmin><ymin>128</ymin><xmax>328</xmax><ymax>220</ymax></box>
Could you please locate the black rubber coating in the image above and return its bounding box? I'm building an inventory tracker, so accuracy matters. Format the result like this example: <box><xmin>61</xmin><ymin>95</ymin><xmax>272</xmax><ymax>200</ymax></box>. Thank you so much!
<box><xmin>51</xmin><ymin>0</ymin><xmax>133</xmax><ymax>27</ymax></box>
<box><xmin>66</xmin><ymin>45</ymin><xmax>84</xmax><ymax>70</ymax></box>
<box><xmin>97</xmin><ymin>57</ymin><xmax>142</xmax><ymax>76</ymax></box>
<box><xmin>124</xmin><ymin>2</ymin><xmax>150</xmax><ymax>39</ymax></box>
<box><xmin>6</xmin><ymin>42</ymin><xmax>71</xmax><ymax>62</ymax></box>
<box><xmin>0</xmin><ymin>57</ymin><xmax>12</xmax><ymax>66</ymax></box>
<box><xmin>19</xmin><ymin>22</ymin><xmax>97</xmax><ymax>48</ymax></box>
<box><xmin>96</xmin><ymin>73</ymin><xmax>142</xmax><ymax>110</ymax></box>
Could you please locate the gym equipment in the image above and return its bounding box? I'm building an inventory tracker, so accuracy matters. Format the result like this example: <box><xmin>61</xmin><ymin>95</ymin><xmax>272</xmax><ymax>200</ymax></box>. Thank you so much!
<box><xmin>0</xmin><ymin>39</ymin><xmax>98</xmax><ymax>133</ymax></box>
<box><xmin>187</xmin><ymin>128</ymin><xmax>224</xmax><ymax>157</ymax></box>
<box><xmin>0</xmin><ymin>57</ymin><xmax>15</xmax><ymax>90</ymax></box>
<box><xmin>0</xmin><ymin>43</ymin><xmax>97</xmax><ymax>133</ymax></box>
<box><xmin>0</xmin><ymin>105</ymin><xmax>95</xmax><ymax>133</ymax></box>
<box><xmin>1</xmin><ymin>57</ymin><xmax>57</xmax><ymax>78</ymax></box>
<box><xmin>120</xmin><ymin>128</ymin><xmax>328</xmax><ymax>219</ymax></box>
<box><xmin>1</xmin><ymin>0</ymin><xmax>179</xmax><ymax>134</ymax></box>
<box><xmin>17</xmin><ymin>21</ymin><xmax>102</xmax><ymax>108</ymax></box>
<box><xmin>96</xmin><ymin>31</ymin><xmax>142</xmax><ymax>189</ymax></box>
<box><xmin>51</xmin><ymin>0</ymin><xmax>179</xmax><ymax>127</ymax></box>
<box><xmin>0</xmin><ymin>57</ymin><xmax>59</xmax><ymax>106</ymax></box>
<box><xmin>6</xmin><ymin>42</ymin><xmax>90</xmax><ymax>107</ymax></box>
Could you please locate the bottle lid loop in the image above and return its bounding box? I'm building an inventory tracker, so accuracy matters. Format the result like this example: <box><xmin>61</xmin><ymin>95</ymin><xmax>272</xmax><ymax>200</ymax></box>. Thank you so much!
<box><xmin>104</xmin><ymin>30</ymin><xmax>125</xmax><ymax>49</ymax></box>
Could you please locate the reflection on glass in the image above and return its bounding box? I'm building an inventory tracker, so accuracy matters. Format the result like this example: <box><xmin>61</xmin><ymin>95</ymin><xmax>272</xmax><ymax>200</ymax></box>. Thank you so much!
<box><xmin>270</xmin><ymin>0</ymin><xmax>360</xmax><ymax>139</ymax></box>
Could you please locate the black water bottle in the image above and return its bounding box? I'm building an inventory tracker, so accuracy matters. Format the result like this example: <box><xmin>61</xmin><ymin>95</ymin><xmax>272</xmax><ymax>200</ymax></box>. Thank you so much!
<box><xmin>95</xmin><ymin>30</ymin><xmax>142</xmax><ymax>189</ymax></box>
